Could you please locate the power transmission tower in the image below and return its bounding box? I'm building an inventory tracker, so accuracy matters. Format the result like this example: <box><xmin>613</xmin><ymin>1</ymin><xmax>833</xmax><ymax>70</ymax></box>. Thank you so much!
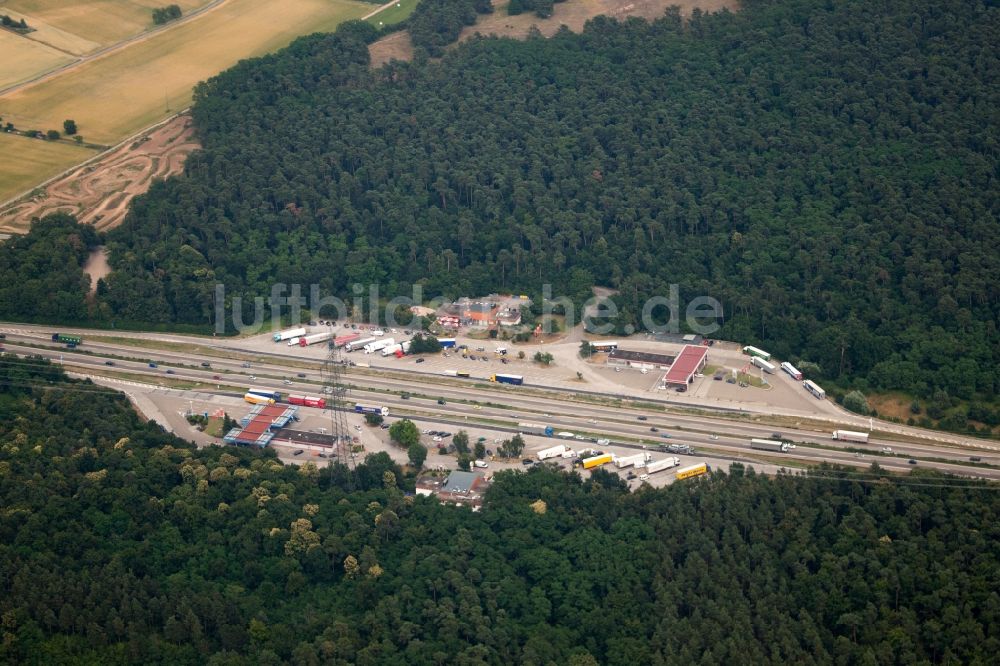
<box><xmin>321</xmin><ymin>337</ymin><xmax>355</xmax><ymax>485</ymax></box>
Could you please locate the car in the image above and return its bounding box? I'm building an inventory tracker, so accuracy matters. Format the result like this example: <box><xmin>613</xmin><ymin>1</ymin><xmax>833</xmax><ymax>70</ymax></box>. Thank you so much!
<box><xmin>881</xmin><ymin>447</ymin><xmax>893</xmax><ymax>453</ymax></box>
<box><xmin>626</xmin><ymin>472</ymin><xmax>636</xmax><ymax>480</ymax></box>
<box><xmin>433</xmin><ymin>436</ymin><xmax>443</xmax><ymax>442</ymax></box>
<box><xmin>637</xmin><ymin>416</ymin><xmax>648</xmax><ymax>421</ymax></box>
<box><xmin>908</xmin><ymin>459</ymin><xmax>917</xmax><ymax>465</ymax></box>
<box><xmin>283</xmin><ymin>379</ymin><xmax>292</xmax><ymax>385</ymax></box>
<box><xmin>351</xmin><ymin>324</ymin><xmax>357</xmax><ymax>329</ymax></box>
<box><xmin>474</xmin><ymin>461</ymin><xmax>489</xmax><ymax>468</ymax></box>
<box><xmin>473</xmin><ymin>405</ymin><xmax>481</xmax><ymax>410</ymax></box>
<box><xmin>242</xmin><ymin>361</ymin><xmax>252</xmax><ymax>368</ymax></box>
<box><xmin>770</xmin><ymin>433</ymin><xmax>782</xmax><ymax>440</ymax></box>
<box><xmin>318</xmin><ymin>453</ymin><xmax>328</xmax><ymax>458</ymax></box>
<box><xmin>660</xmin><ymin>433</ymin><xmax>671</xmax><ymax>439</ymax></box>
<box><xmin>650</xmin><ymin>426</ymin><xmax>659</xmax><ymax>432</ymax></box>
<box><xmin>476</xmin><ymin>346</ymin><xmax>485</xmax><ymax>352</ymax></box>
<box><xmin>213</xmin><ymin>375</ymin><xmax>221</xmax><ymax>380</ymax></box>
<box><xmin>415</xmin><ymin>358</ymin><xmax>425</xmax><ymax>363</ymax></box>
<box><xmin>401</xmin><ymin>393</ymin><xmax>410</xmax><ymax>399</ymax></box>
<box><xmin>441</xmin><ymin>432</ymin><xmax>452</xmax><ymax>438</ymax></box>
<box><xmin>380</xmin><ymin>424</ymin><xmax>390</xmax><ymax>430</ymax></box>
<box><xmin>166</xmin><ymin>369</ymin><xmax>175</xmax><ymax>374</ymax></box>
<box><xmin>249</xmin><ymin>375</ymin><xmax>256</xmax><ymax>380</ymax></box>
<box><xmin>373</xmin><ymin>329</ymin><xmax>385</xmax><ymax>336</ymax></box>
<box><xmin>104</xmin><ymin>360</ymin><xmax>115</xmax><ymax>366</ymax></box>
<box><xmin>297</xmin><ymin>372</ymin><xmax>306</xmax><ymax>378</ymax></box>
<box><xmin>486</xmin><ymin>449</ymin><xmax>493</xmax><ymax>456</ymax></box>
<box><xmin>308</xmin><ymin>321</ymin><xmax>317</xmax><ymax>326</ymax></box>
<box><xmin>639</xmin><ymin>474</ymin><xmax>649</xmax><ymax>481</ymax></box>
<box><xmin>200</xmin><ymin>362</ymin><xmax>211</xmax><ymax>368</ymax></box>
<box><xmin>970</xmin><ymin>456</ymin><xmax>982</xmax><ymax>462</ymax></box>
<box><xmin>726</xmin><ymin>377</ymin><xmax>736</xmax><ymax>384</ymax></box>
<box><xmin>404</xmin><ymin>330</ymin><xmax>412</xmax><ymax>335</ymax></box>
<box><xmin>522</xmin><ymin>459</ymin><xmax>533</xmax><ymax>465</ymax></box>
<box><xmin>148</xmin><ymin>362</ymin><xmax>158</xmax><ymax>368</ymax></box>
<box><xmin>710</xmin><ymin>434</ymin><xmax>719</xmax><ymax>440</ymax></box>
<box><xmin>713</xmin><ymin>374</ymin><xmax>723</xmax><ymax>381</ymax></box>
<box><xmin>437</xmin><ymin>398</ymin><xmax>446</xmax><ymax>405</ymax></box>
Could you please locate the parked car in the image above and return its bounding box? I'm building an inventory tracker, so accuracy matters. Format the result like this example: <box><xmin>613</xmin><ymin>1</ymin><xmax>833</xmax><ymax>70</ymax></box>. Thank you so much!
<box><xmin>521</xmin><ymin>459</ymin><xmax>533</xmax><ymax>466</ymax></box>
<box><xmin>293</xmin><ymin>449</ymin><xmax>304</xmax><ymax>456</ymax></box>
<box><xmin>415</xmin><ymin>358</ymin><xmax>425</xmax><ymax>363</ymax></box>
<box><xmin>433</xmin><ymin>436</ymin><xmax>443</xmax><ymax>442</ymax></box>
<box><xmin>380</xmin><ymin>423</ymin><xmax>390</xmax><ymax>430</ymax></box>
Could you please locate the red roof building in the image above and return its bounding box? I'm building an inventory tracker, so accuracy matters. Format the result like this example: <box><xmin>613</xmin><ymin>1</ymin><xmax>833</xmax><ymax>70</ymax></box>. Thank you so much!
<box><xmin>661</xmin><ymin>345</ymin><xmax>709</xmax><ymax>389</ymax></box>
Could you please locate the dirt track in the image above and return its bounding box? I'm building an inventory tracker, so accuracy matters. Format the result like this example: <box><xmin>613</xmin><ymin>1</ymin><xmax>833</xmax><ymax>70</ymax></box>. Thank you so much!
<box><xmin>0</xmin><ymin>113</ymin><xmax>199</xmax><ymax>233</ymax></box>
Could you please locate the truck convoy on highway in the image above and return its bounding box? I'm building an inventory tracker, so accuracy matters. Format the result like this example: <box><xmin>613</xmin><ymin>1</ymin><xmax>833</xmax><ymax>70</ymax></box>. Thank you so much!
<box><xmin>832</xmin><ymin>430</ymin><xmax>869</xmax><ymax>443</ymax></box>
<box><xmin>751</xmin><ymin>357</ymin><xmax>776</xmax><ymax>374</ymax></box>
<box><xmin>273</xmin><ymin>327</ymin><xmax>306</xmax><ymax>342</ymax></box>
<box><xmin>52</xmin><ymin>333</ymin><xmax>82</xmax><ymax>345</ymax></box>
<box><xmin>354</xmin><ymin>403</ymin><xmax>389</xmax><ymax>416</ymax></box>
<box><xmin>490</xmin><ymin>373</ymin><xmax>524</xmax><ymax>385</ymax></box>
<box><xmin>780</xmin><ymin>361</ymin><xmax>803</xmax><ymax>380</ymax></box>
<box><xmin>287</xmin><ymin>394</ymin><xmax>326</xmax><ymax>409</ymax></box>
<box><xmin>537</xmin><ymin>444</ymin><xmax>568</xmax><ymax>460</ymax></box>
<box><xmin>676</xmin><ymin>462</ymin><xmax>709</xmax><ymax>480</ymax></box>
<box><xmin>750</xmin><ymin>438</ymin><xmax>790</xmax><ymax>452</ymax></box>
<box><xmin>645</xmin><ymin>457</ymin><xmax>681</xmax><ymax>474</ymax></box>
<box><xmin>520</xmin><ymin>423</ymin><xmax>555</xmax><ymax>437</ymax></box>
<box><xmin>299</xmin><ymin>331</ymin><xmax>334</xmax><ymax>347</ymax></box>
<box><xmin>742</xmin><ymin>345</ymin><xmax>771</xmax><ymax>360</ymax></box>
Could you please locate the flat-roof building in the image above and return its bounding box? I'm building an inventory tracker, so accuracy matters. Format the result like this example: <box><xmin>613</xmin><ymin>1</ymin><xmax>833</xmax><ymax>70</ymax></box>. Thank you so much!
<box><xmin>660</xmin><ymin>345</ymin><xmax>709</xmax><ymax>390</ymax></box>
<box><xmin>607</xmin><ymin>349</ymin><xmax>677</xmax><ymax>369</ymax></box>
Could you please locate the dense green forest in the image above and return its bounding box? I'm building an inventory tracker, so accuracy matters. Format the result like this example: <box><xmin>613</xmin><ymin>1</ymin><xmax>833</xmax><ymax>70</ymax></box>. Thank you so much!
<box><xmin>408</xmin><ymin>0</ymin><xmax>491</xmax><ymax>56</ymax></box>
<box><xmin>1</xmin><ymin>357</ymin><xmax>999</xmax><ymax>663</ymax></box>
<box><xmin>1</xmin><ymin>0</ymin><xmax>998</xmax><ymax>407</ymax></box>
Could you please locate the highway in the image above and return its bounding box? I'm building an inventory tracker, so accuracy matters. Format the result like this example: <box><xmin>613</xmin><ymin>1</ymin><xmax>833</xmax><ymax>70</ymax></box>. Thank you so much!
<box><xmin>2</xmin><ymin>327</ymin><xmax>998</xmax><ymax>481</ymax></box>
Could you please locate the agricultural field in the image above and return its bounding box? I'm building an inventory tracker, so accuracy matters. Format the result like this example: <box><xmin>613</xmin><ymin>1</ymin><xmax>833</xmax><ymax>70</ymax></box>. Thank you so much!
<box><xmin>0</xmin><ymin>29</ymin><xmax>71</xmax><ymax>89</ymax></box>
<box><xmin>366</xmin><ymin>0</ymin><xmax>417</xmax><ymax>27</ymax></box>
<box><xmin>0</xmin><ymin>132</ymin><xmax>97</xmax><ymax>203</ymax></box>
<box><xmin>0</xmin><ymin>0</ymin><xmax>213</xmax><ymax>50</ymax></box>
<box><xmin>0</xmin><ymin>0</ymin><xmax>369</xmax><ymax>202</ymax></box>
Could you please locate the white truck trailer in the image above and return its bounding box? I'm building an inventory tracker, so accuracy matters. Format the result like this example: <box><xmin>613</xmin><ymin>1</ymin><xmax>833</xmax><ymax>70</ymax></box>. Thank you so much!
<box><xmin>832</xmin><ymin>430</ymin><xmax>869</xmax><ymax>443</ymax></box>
<box><xmin>750</xmin><ymin>438</ymin><xmax>790</xmax><ymax>452</ymax></box>
<box><xmin>645</xmin><ymin>457</ymin><xmax>681</xmax><ymax>474</ymax></box>
<box><xmin>346</xmin><ymin>336</ymin><xmax>376</xmax><ymax>352</ymax></box>
<box><xmin>363</xmin><ymin>337</ymin><xmax>395</xmax><ymax>354</ymax></box>
<box><xmin>614</xmin><ymin>452</ymin><xmax>652</xmax><ymax>468</ymax></box>
<box><xmin>298</xmin><ymin>331</ymin><xmax>334</xmax><ymax>347</ymax></box>
<box><xmin>537</xmin><ymin>444</ymin><xmax>568</xmax><ymax>461</ymax></box>
<box><xmin>751</xmin><ymin>356</ymin><xmax>776</xmax><ymax>374</ymax></box>
<box><xmin>274</xmin><ymin>327</ymin><xmax>307</xmax><ymax>342</ymax></box>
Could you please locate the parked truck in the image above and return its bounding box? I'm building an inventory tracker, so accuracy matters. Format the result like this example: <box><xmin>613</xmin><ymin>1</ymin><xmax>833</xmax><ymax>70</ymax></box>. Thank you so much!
<box><xmin>346</xmin><ymin>336</ymin><xmax>377</xmax><ymax>352</ymax></box>
<box><xmin>364</xmin><ymin>337</ymin><xmax>395</xmax><ymax>354</ymax></box>
<box><xmin>803</xmin><ymin>379</ymin><xmax>826</xmax><ymax>399</ymax></box>
<box><xmin>832</xmin><ymin>430</ymin><xmax>869</xmax><ymax>443</ymax></box>
<box><xmin>750</xmin><ymin>438</ymin><xmax>790</xmax><ymax>452</ymax></box>
<box><xmin>537</xmin><ymin>444</ymin><xmax>568</xmax><ymax>460</ymax></box>
<box><xmin>334</xmin><ymin>332</ymin><xmax>361</xmax><ymax>348</ymax></box>
<box><xmin>518</xmin><ymin>423</ymin><xmax>554</xmax><ymax>437</ymax></box>
<box><xmin>645</xmin><ymin>457</ymin><xmax>681</xmax><ymax>474</ymax></box>
<box><xmin>244</xmin><ymin>393</ymin><xmax>275</xmax><ymax>405</ymax></box>
<box><xmin>273</xmin><ymin>327</ymin><xmax>307</xmax><ymax>343</ymax></box>
<box><xmin>354</xmin><ymin>403</ymin><xmax>389</xmax><ymax>417</ymax></box>
<box><xmin>381</xmin><ymin>343</ymin><xmax>403</xmax><ymax>357</ymax></box>
<box><xmin>780</xmin><ymin>361</ymin><xmax>803</xmax><ymax>380</ymax></box>
<box><xmin>582</xmin><ymin>453</ymin><xmax>614</xmax><ymax>470</ymax></box>
<box><xmin>288</xmin><ymin>394</ymin><xmax>326</xmax><ymax>409</ymax></box>
<box><xmin>491</xmin><ymin>373</ymin><xmax>524</xmax><ymax>385</ymax></box>
<box><xmin>393</xmin><ymin>341</ymin><xmax>412</xmax><ymax>358</ymax></box>
<box><xmin>751</xmin><ymin>357</ymin><xmax>776</xmax><ymax>374</ymax></box>
<box><xmin>615</xmin><ymin>452</ymin><xmax>652</xmax><ymax>468</ymax></box>
<box><xmin>675</xmin><ymin>462</ymin><xmax>709</xmax><ymax>480</ymax></box>
<box><xmin>439</xmin><ymin>338</ymin><xmax>457</xmax><ymax>348</ymax></box>
<box><xmin>556</xmin><ymin>431</ymin><xmax>576</xmax><ymax>439</ymax></box>
<box><xmin>298</xmin><ymin>331</ymin><xmax>334</xmax><ymax>347</ymax></box>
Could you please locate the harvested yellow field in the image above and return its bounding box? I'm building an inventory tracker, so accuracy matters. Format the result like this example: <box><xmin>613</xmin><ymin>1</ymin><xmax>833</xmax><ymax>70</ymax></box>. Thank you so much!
<box><xmin>0</xmin><ymin>132</ymin><xmax>97</xmax><ymax>203</ymax></box>
<box><xmin>1</xmin><ymin>0</ymin><xmax>213</xmax><ymax>47</ymax></box>
<box><xmin>0</xmin><ymin>0</ymin><xmax>369</xmax><ymax>144</ymax></box>
<box><xmin>0</xmin><ymin>7</ymin><xmax>100</xmax><ymax>55</ymax></box>
<box><xmin>0</xmin><ymin>29</ymin><xmax>71</xmax><ymax>89</ymax></box>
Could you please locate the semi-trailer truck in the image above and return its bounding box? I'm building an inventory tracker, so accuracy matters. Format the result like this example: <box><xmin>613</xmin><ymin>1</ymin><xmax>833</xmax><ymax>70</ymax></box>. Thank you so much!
<box><xmin>381</xmin><ymin>343</ymin><xmax>403</xmax><ymax>357</ymax></box>
<box><xmin>803</xmin><ymin>380</ymin><xmax>826</xmax><ymax>399</ymax></box>
<box><xmin>675</xmin><ymin>462</ymin><xmax>709</xmax><ymax>480</ymax></box>
<box><xmin>491</xmin><ymin>373</ymin><xmax>524</xmax><ymax>385</ymax></box>
<box><xmin>248</xmin><ymin>387</ymin><xmax>282</xmax><ymax>401</ymax></box>
<box><xmin>742</xmin><ymin>345</ymin><xmax>771</xmax><ymax>360</ymax></box>
<box><xmin>750</xmin><ymin>438</ymin><xmax>790</xmax><ymax>452</ymax></box>
<box><xmin>537</xmin><ymin>444</ymin><xmax>568</xmax><ymax>460</ymax></box>
<box><xmin>334</xmin><ymin>332</ymin><xmax>361</xmax><ymax>347</ymax></box>
<box><xmin>346</xmin><ymin>336</ymin><xmax>377</xmax><ymax>352</ymax></box>
<box><xmin>439</xmin><ymin>338</ymin><xmax>457</xmax><ymax>348</ymax></box>
<box><xmin>244</xmin><ymin>393</ymin><xmax>275</xmax><ymax>405</ymax></box>
<box><xmin>518</xmin><ymin>423</ymin><xmax>554</xmax><ymax>437</ymax></box>
<box><xmin>299</xmin><ymin>331</ymin><xmax>334</xmax><ymax>347</ymax></box>
<box><xmin>582</xmin><ymin>453</ymin><xmax>613</xmax><ymax>470</ymax></box>
<box><xmin>392</xmin><ymin>341</ymin><xmax>412</xmax><ymax>358</ymax></box>
<box><xmin>273</xmin><ymin>327</ymin><xmax>307</xmax><ymax>342</ymax></box>
<box><xmin>615</xmin><ymin>453</ymin><xmax>652</xmax><ymax>468</ymax></box>
<box><xmin>287</xmin><ymin>394</ymin><xmax>326</xmax><ymax>408</ymax></box>
<box><xmin>751</xmin><ymin>357</ymin><xmax>776</xmax><ymax>374</ymax></box>
<box><xmin>832</xmin><ymin>430</ymin><xmax>869</xmax><ymax>443</ymax></box>
<box><xmin>354</xmin><ymin>403</ymin><xmax>389</xmax><ymax>417</ymax></box>
<box><xmin>780</xmin><ymin>361</ymin><xmax>803</xmax><ymax>380</ymax></box>
<box><xmin>364</xmin><ymin>337</ymin><xmax>395</xmax><ymax>354</ymax></box>
<box><xmin>645</xmin><ymin>457</ymin><xmax>681</xmax><ymax>474</ymax></box>
<box><xmin>52</xmin><ymin>333</ymin><xmax>82</xmax><ymax>345</ymax></box>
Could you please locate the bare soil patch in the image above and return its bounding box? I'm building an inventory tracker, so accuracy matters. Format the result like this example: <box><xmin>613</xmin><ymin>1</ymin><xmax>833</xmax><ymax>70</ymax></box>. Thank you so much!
<box><xmin>0</xmin><ymin>113</ymin><xmax>199</xmax><ymax>233</ymax></box>
<box><xmin>368</xmin><ymin>0</ymin><xmax>739</xmax><ymax>64</ymax></box>
<box><xmin>83</xmin><ymin>245</ymin><xmax>111</xmax><ymax>295</ymax></box>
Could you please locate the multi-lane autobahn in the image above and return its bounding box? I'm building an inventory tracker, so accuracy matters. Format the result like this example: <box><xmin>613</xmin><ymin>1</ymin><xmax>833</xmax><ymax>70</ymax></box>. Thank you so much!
<box><xmin>2</xmin><ymin>324</ymin><xmax>998</xmax><ymax>481</ymax></box>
